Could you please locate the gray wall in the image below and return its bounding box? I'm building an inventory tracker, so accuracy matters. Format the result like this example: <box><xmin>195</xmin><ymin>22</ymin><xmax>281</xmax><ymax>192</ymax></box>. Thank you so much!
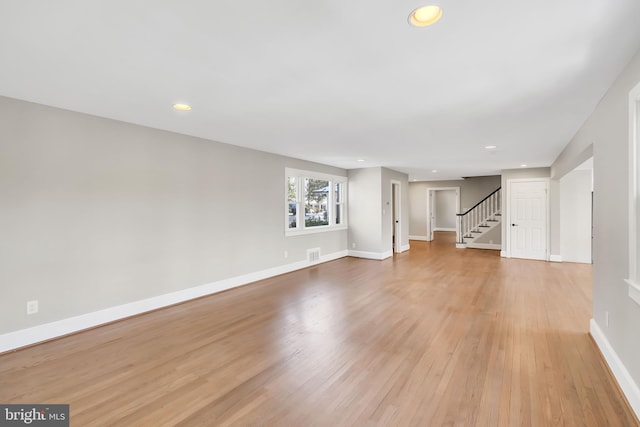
<box><xmin>560</xmin><ymin>169</ymin><xmax>592</xmax><ymax>263</ymax></box>
<box><xmin>348</xmin><ymin>167</ymin><xmax>410</xmax><ymax>255</ymax></box>
<box><xmin>408</xmin><ymin>175</ymin><xmax>501</xmax><ymax>238</ymax></box>
<box><xmin>381</xmin><ymin>167</ymin><xmax>410</xmax><ymax>252</ymax></box>
<box><xmin>474</xmin><ymin>224</ymin><xmax>502</xmax><ymax>245</ymax></box>
<box><xmin>0</xmin><ymin>96</ymin><xmax>348</xmax><ymax>334</ymax></box>
<box><xmin>348</xmin><ymin>167</ymin><xmax>383</xmax><ymax>253</ymax></box>
<box><xmin>551</xmin><ymin>48</ymin><xmax>640</xmax><ymax>388</ymax></box>
<box><xmin>435</xmin><ymin>190</ymin><xmax>456</xmax><ymax>229</ymax></box>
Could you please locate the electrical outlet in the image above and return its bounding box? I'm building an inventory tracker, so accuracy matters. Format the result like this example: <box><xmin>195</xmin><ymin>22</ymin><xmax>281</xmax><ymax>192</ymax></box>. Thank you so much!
<box><xmin>352</xmin><ymin>243</ymin><xmax>356</xmax><ymax>249</ymax></box>
<box><xmin>284</xmin><ymin>250</ymin><xmax>288</xmax><ymax>258</ymax></box>
<box><xmin>605</xmin><ymin>311</ymin><xmax>609</xmax><ymax>327</ymax></box>
<box><xmin>27</xmin><ymin>300</ymin><xmax>39</xmax><ymax>315</ymax></box>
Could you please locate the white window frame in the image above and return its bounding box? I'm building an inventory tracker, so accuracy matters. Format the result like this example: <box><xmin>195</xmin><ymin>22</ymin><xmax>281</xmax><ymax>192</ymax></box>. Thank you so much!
<box><xmin>626</xmin><ymin>80</ymin><xmax>640</xmax><ymax>306</ymax></box>
<box><xmin>285</xmin><ymin>168</ymin><xmax>348</xmax><ymax>236</ymax></box>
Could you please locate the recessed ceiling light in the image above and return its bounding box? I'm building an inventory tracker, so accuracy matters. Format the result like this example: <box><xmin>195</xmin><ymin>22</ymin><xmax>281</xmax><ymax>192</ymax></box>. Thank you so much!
<box><xmin>409</xmin><ymin>5</ymin><xmax>443</xmax><ymax>27</ymax></box>
<box><xmin>485</xmin><ymin>145</ymin><xmax>497</xmax><ymax>150</ymax></box>
<box><xmin>357</xmin><ymin>159</ymin><xmax>365</xmax><ymax>162</ymax></box>
<box><xmin>432</xmin><ymin>169</ymin><xmax>438</xmax><ymax>173</ymax></box>
<box><xmin>173</xmin><ymin>103</ymin><xmax>192</xmax><ymax>111</ymax></box>
<box><xmin>520</xmin><ymin>164</ymin><xmax>528</xmax><ymax>168</ymax></box>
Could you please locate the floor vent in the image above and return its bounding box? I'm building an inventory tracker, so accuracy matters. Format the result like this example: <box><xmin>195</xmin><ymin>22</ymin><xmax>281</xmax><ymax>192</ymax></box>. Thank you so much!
<box><xmin>307</xmin><ymin>248</ymin><xmax>321</xmax><ymax>263</ymax></box>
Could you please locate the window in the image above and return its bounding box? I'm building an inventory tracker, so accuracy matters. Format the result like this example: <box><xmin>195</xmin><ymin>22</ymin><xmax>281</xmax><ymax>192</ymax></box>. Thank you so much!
<box><xmin>335</xmin><ymin>181</ymin><xmax>344</xmax><ymax>225</ymax></box>
<box><xmin>286</xmin><ymin>168</ymin><xmax>347</xmax><ymax>235</ymax></box>
<box><xmin>287</xmin><ymin>176</ymin><xmax>298</xmax><ymax>230</ymax></box>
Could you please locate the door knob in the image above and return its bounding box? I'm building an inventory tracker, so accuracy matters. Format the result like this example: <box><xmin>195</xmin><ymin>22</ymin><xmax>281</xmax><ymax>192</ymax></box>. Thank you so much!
<box><xmin>512</xmin><ymin>223</ymin><xmax>518</xmax><ymax>226</ymax></box>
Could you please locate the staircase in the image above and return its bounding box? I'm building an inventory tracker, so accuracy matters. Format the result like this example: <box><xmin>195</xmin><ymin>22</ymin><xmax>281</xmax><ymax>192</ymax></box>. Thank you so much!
<box><xmin>456</xmin><ymin>187</ymin><xmax>501</xmax><ymax>249</ymax></box>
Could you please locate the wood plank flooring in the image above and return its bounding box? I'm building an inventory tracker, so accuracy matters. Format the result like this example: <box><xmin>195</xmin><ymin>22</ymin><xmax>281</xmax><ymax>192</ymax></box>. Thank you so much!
<box><xmin>1</xmin><ymin>232</ymin><xmax>637</xmax><ymax>426</ymax></box>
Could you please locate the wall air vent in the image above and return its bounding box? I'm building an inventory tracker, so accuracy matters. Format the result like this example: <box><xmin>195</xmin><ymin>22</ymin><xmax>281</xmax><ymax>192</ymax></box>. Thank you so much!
<box><xmin>307</xmin><ymin>248</ymin><xmax>321</xmax><ymax>263</ymax></box>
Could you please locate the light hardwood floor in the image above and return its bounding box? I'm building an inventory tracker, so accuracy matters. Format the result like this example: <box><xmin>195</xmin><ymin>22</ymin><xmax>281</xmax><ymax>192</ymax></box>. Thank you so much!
<box><xmin>1</xmin><ymin>232</ymin><xmax>637</xmax><ymax>426</ymax></box>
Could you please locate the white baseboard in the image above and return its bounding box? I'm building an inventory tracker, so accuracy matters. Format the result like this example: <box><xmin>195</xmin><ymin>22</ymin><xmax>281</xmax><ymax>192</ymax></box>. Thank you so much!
<box><xmin>0</xmin><ymin>250</ymin><xmax>349</xmax><ymax>354</ymax></box>
<box><xmin>590</xmin><ymin>319</ymin><xmax>640</xmax><ymax>420</ymax></box>
<box><xmin>456</xmin><ymin>243</ymin><xmax>467</xmax><ymax>249</ymax></box>
<box><xmin>348</xmin><ymin>250</ymin><xmax>393</xmax><ymax>260</ymax></box>
<box><xmin>500</xmin><ymin>250</ymin><xmax>507</xmax><ymax>257</ymax></box>
<box><xmin>550</xmin><ymin>254</ymin><xmax>562</xmax><ymax>262</ymax></box>
<box><xmin>409</xmin><ymin>235</ymin><xmax>428</xmax><ymax>241</ymax></box>
<box><xmin>399</xmin><ymin>244</ymin><xmax>410</xmax><ymax>253</ymax></box>
<box><xmin>433</xmin><ymin>227</ymin><xmax>456</xmax><ymax>232</ymax></box>
<box><xmin>466</xmin><ymin>243</ymin><xmax>501</xmax><ymax>250</ymax></box>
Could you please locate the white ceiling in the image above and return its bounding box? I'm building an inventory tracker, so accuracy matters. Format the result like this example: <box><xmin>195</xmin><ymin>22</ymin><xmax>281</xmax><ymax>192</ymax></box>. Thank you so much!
<box><xmin>1</xmin><ymin>1</ymin><xmax>640</xmax><ymax>181</ymax></box>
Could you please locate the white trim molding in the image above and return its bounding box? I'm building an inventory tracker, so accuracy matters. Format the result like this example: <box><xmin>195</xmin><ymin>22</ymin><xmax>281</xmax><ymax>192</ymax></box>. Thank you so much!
<box><xmin>627</xmin><ymin>80</ymin><xmax>640</xmax><ymax>307</ymax></box>
<box><xmin>0</xmin><ymin>250</ymin><xmax>349</xmax><ymax>353</ymax></box>
<box><xmin>409</xmin><ymin>235</ymin><xmax>428</xmax><ymax>241</ymax></box>
<box><xmin>549</xmin><ymin>254</ymin><xmax>563</xmax><ymax>262</ymax></box>
<box><xmin>433</xmin><ymin>227</ymin><xmax>457</xmax><ymax>232</ymax></box>
<box><xmin>466</xmin><ymin>243</ymin><xmax>501</xmax><ymax>251</ymax></box>
<box><xmin>625</xmin><ymin>279</ymin><xmax>640</xmax><ymax>306</ymax></box>
<box><xmin>391</xmin><ymin>180</ymin><xmax>403</xmax><ymax>255</ymax></box>
<box><xmin>399</xmin><ymin>244</ymin><xmax>410</xmax><ymax>253</ymax></box>
<box><xmin>426</xmin><ymin>187</ymin><xmax>461</xmax><ymax>243</ymax></box>
<box><xmin>348</xmin><ymin>250</ymin><xmax>393</xmax><ymax>260</ymax></box>
<box><xmin>285</xmin><ymin>167</ymin><xmax>348</xmax><ymax>237</ymax></box>
<box><xmin>505</xmin><ymin>178</ymin><xmax>550</xmax><ymax>261</ymax></box>
<box><xmin>590</xmin><ymin>319</ymin><xmax>640</xmax><ymax>420</ymax></box>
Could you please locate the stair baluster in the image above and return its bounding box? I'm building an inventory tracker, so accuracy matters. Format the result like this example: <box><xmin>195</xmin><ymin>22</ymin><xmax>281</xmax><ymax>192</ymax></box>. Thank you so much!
<box><xmin>456</xmin><ymin>187</ymin><xmax>501</xmax><ymax>246</ymax></box>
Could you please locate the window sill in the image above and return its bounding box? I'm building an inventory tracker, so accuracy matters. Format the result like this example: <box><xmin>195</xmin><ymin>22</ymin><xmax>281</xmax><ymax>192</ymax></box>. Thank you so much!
<box><xmin>624</xmin><ymin>279</ymin><xmax>640</xmax><ymax>306</ymax></box>
<box><xmin>286</xmin><ymin>225</ymin><xmax>348</xmax><ymax>237</ymax></box>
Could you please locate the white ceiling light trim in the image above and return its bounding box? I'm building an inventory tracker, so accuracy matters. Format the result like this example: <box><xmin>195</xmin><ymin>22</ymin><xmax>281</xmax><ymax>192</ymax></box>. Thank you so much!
<box><xmin>409</xmin><ymin>5</ymin><xmax>443</xmax><ymax>27</ymax></box>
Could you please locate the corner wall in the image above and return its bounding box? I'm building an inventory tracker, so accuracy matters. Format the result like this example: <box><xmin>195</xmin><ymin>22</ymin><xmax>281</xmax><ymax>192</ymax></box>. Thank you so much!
<box><xmin>551</xmin><ymin>48</ymin><xmax>640</xmax><ymax>418</ymax></box>
<box><xmin>0</xmin><ymin>96</ymin><xmax>348</xmax><ymax>345</ymax></box>
<box><xmin>381</xmin><ymin>167</ymin><xmax>410</xmax><ymax>253</ymax></box>
<box><xmin>347</xmin><ymin>167</ymin><xmax>410</xmax><ymax>258</ymax></box>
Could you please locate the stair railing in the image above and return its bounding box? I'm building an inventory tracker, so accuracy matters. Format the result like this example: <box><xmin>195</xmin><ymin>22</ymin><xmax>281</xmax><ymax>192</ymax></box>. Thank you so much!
<box><xmin>456</xmin><ymin>187</ymin><xmax>501</xmax><ymax>244</ymax></box>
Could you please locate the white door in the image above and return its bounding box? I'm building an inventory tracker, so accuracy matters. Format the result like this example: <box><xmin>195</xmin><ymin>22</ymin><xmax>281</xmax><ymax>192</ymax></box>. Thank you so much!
<box><xmin>509</xmin><ymin>180</ymin><xmax>548</xmax><ymax>260</ymax></box>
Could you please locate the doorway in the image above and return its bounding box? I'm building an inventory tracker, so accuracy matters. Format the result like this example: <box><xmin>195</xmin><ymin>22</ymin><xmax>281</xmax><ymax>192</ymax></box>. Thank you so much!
<box><xmin>506</xmin><ymin>179</ymin><xmax>549</xmax><ymax>260</ymax></box>
<box><xmin>426</xmin><ymin>187</ymin><xmax>460</xmax><ymax>242</ymax></box>
<box><xmin>391</xmin><ymin>181</ymin><xmax>401</xmax><ymax>253</ymax></box>
<box><xmin>559</xmin><ymin>157</ymin><xmax>593</xmax><ymax>263</ymax></box>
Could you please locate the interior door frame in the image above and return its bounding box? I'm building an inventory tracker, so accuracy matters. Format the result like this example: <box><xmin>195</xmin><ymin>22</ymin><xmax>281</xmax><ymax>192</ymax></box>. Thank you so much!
<box><xmin>426</xmin><ymin>187</ymin><xmax>461</xmax><ymax>242</ymax></box>
<box><xmin>391</xmin><ymin>180</ymin><xmax>402</xmax><ymax>253</ymax></box>
<box><xmin>505</xmin><ymin>178</ymin><xmax>550</xmax><ymax>260</ymax></box>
